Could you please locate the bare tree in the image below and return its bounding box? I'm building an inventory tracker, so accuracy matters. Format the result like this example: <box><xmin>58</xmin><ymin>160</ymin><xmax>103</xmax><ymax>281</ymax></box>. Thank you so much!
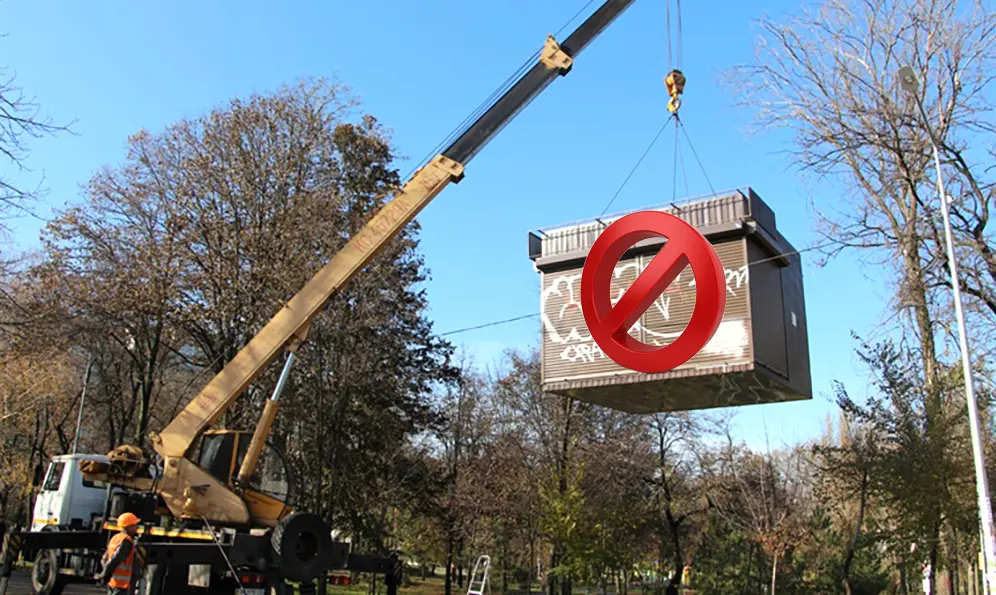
<box><xmin>705</xmin><ymin>424</ymin><xmax>808</xmax><ymax>595</ymax></box>
<box><xmin>727</xmin><ymin>0</ymin><xmax>994</xmax><ymax>358</ymax></box>
<box><xmin>813</xmin><ymin>399</ymin><xmax>881</xmax><ymax>595</ymax></box>
<box><xmin>0</xmin><ymin>51</ymin><xmax>75</xmax><ymax>241</ymax></box>
<box><xmin>31</xmin><ymin>153</ymin><xmax>189</xmax><ymax>451</ymax></box>
<box><xmin>647</xmin><ymin>413</ymin><xmax>710</xmax><ymax>594</ymax></box>
<box><xmin>492</xmin><ymin>348</ymin><xmax>594</xmax><ymax>595</ymax></box>
<box><xmin>725</xmin><ymin>1</ymin><xmax>996</xmax><ymax>590</ymax></box>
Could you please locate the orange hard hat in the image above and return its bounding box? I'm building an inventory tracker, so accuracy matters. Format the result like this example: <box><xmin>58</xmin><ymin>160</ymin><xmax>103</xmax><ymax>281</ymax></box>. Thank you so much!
<box><xmin>117</xmin><ymin>512</ymin><xmax>140</xmax><ymax>528</ymax></box>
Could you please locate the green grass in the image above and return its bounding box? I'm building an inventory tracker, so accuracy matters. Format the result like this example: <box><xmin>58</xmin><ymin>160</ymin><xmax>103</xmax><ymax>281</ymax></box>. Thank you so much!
<box><xmin>322</xmin><ymin>574</ymin><xmax>447</xmax><ymax>594</ymax></box>
<box><xmin>324</xmin><ymin>573</ymin><xmax>548</xmax><ymax>594</ymax></box>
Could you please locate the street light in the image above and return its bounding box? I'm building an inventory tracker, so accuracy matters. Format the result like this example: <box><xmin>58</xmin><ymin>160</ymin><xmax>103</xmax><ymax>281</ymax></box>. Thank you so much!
<box><xmin>71</xmin><ymin>353</ymin><xmax>93</xmax><ymax>455</ymax></box>
<box><xmin>899</xmin><ymin>64</ymin><xmax>996</xmax><ymax>593</ymax></box>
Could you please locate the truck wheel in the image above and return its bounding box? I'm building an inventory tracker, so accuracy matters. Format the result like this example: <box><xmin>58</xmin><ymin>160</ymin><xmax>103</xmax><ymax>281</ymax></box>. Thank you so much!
<box><xmin>270</xmin><ymin>512</ymin><xmax>332</xmax><ymax>583</ymax></box>
<box><xmin>30</xmin><ymin>549</ymin><xmax>66</xmax><ymax>595</ymax></box>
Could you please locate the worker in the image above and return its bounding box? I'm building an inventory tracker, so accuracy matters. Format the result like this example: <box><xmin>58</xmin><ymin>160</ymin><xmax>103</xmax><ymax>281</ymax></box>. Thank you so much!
<box><xmin>96</xmin><ymin>512</ymin><xmax>141</xmax><ymax>594</ymax></box>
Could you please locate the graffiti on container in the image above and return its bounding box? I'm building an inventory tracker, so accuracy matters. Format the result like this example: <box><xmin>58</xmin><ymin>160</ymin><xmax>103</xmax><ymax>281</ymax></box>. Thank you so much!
<box><xmin>561</xmin><ymin>341</ymin><xmax>606</xmax><ymax>364</ymax></box>
<box><xmin>687</xmin><ymin>265</ymin><xmax>749</xmax><ymax>297</ymax></box>
<box><xmin>557</xmin><ymin>320</ymin><xmax>748</xmax><ymax>364</ymax></box>
<box><xmin>541</xmin><ymin>260</ymin><xmax>751</xmax><ymax>366</ymax></box>
<box><xmin>643</xmin><ymin>319</ymin><xmax>748</xmax><ymax>357</ymax></box>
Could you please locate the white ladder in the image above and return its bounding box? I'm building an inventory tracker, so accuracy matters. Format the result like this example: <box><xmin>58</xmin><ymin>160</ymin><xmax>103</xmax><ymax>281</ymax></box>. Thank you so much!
<box><xmin>466</xmin><ymin>554</ymin><xmax>490</xmax><ymax>595</ymax></box>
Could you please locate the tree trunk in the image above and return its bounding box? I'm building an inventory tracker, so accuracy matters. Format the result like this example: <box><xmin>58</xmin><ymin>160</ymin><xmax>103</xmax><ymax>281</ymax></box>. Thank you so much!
<box><xmin>952</xmin><ymin>527</ymin><xmax>961</xmax><ymax>595</ymax></box>
<box><xmin>903</xmin><ymin>234</ymin><xmax>947</xmax><ymax>595</ymax></box>
<box><xmin>969</xmin><ymin>555</ymin><xmax>978</xmax><ymax>595</ymax></box>
<box><xmin>558</xmin><ymin>399</ymin><xmax>574</xmax><ymax>595</ymax></box>
<box><xmin>134</xmin><ymin>326</ymin><xmax>162</xmax><ymax>450</ymax></box>
<box><xmin>930</xmin><ymin>524</ymin><xmax>940</xmax><ymax>595</ymax></box>
<box><xmin>548</xmin><ymin>396</ymin><xmax>576</xmax><ymax>595</ymax></box>
<box><xmin>135</xmin><ymin>381</ymin><xmax>151</xmax><ymax>450</ymax></box>
<box><xmin>500</xmin><ymin>532</ymin><xmax>508</xmax><ymax>594</ymax></box>
<box><xmin>742</xmin><ymin>542</ymin><xmax>755</xmax><ymax>595</ymax></box>
<box><xmin>548</xmin><ymin>544</ymin><xmax>560</xmax><ymax>595</ymax></box>
<box><xmin>24</xmin><ymin>408</ymin><xmax>50</xmax><ymax>528</ymax></box>
<box><xmin>901</xmin><ymin>244</ymin><xmax>939</xmax><ymax>394</ymax></box>
<box><xmin>770</xmin><ymin>551</ymin><xmax>778</xmax><ymax>595</ymax></box>
<box><xmin>445</xmin><ymin>532</ymin><xmax>455</xmax><ymax>595</ymax></box>
<box><xmin>528</xmin><ymin>538</ymin><xmax>535</xmax><ymax>593</ymax></box>
<box><xmin>842</xmin><ymin>468</ymin><xmax>869</xmax><ymax>593</ymax></box>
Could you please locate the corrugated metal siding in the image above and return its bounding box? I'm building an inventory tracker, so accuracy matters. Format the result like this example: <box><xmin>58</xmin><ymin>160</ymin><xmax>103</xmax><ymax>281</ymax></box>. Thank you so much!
<box><xmin>540</xmin><ymin>263</ymin><xmax>641</xmax><ymax>380</ymax></box>
<box><xmin>639</xmin><ymin>240</ymin><xmax>752</xmax><ymax>370</ymax></box>
<box><xmin>540</xmin><ymin>238</ymin><xmax>754</xmax><ymax>384</ymax></box>
<box><xmin>747</xmin><ymin>241</ymin><xmax>788</xmax><ymax>378</ymax></box>
<box><xmin>781</xmin><ymin>252</ymin><xmax>813</xmax><ymax>397</ymax></box>
<box><xmin>538</xmin><ymin>193</ymin><xmax>751</xmax><ymax>259</ymax></box>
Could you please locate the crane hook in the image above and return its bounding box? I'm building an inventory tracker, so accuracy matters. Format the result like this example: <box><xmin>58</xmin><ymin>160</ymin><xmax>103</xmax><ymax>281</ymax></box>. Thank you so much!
<box><xmin>665</xmin><ymin>69</ymin><xmax>686</xmax><ymax>114</ymax></box>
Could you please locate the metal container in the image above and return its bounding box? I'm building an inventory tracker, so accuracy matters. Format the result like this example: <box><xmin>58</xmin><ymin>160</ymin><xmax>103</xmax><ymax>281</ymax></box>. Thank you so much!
<box><xmin>527</xmin><ymin>187</ymin><xmax>812</xmax><ymax>413</ymax></box>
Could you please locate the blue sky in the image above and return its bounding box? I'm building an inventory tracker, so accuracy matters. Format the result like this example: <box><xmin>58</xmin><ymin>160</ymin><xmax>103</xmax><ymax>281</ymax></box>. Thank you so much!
<box><xmin>1</xmin><ymin>0</ymin><xmax>892</xmax><ymax>449</ymax></box>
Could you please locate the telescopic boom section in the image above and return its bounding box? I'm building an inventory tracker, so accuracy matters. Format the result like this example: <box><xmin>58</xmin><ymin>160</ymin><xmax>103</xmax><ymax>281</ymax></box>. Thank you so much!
<box><xmin>151</xmin><ymin>0</ymin><xmax>638</xmax><ymax>462</ymax></box>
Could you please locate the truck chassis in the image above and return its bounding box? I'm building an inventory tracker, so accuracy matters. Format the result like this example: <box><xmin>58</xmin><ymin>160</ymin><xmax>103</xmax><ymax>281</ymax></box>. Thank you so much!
<box><xmin>0</xmin><ymin>523</ymin><xmax>401</xmax><ymax>595</ymax></box>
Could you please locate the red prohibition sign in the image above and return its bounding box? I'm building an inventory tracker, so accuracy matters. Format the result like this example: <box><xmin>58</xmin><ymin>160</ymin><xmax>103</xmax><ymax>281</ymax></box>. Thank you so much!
<box><xmin>579</xmin><ymin>211</ymin><xmax>727</xmax><ymax>374</ymax></box>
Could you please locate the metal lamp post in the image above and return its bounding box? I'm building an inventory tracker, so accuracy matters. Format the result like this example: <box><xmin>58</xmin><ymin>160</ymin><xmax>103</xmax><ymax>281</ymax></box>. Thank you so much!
<box><xmin>899</xmin><ymin>65</ymin><xmax>996</xmax><ymax>592</ymax></box>
<box><xmin>71</xmin><ymin>354</ymin><xmax>93</xmax><ymax>455</ymax></box>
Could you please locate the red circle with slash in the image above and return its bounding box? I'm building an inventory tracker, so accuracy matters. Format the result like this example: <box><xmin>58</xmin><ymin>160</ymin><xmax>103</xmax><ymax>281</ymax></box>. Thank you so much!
<box><xmin>579</xmin><ymin>211</ymin><xmax>727</xmax><ymax>374</ymax></box>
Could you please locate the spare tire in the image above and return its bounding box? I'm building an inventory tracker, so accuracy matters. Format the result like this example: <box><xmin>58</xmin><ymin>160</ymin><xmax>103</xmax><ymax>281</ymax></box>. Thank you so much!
<box><xmin>30</xmin><ymin>549</ymin><xmax>65</xmax><ymax>595</ymax></box>
<box><xmin>270</xmin><ymin>512</ymin><xmax>332</xmax><ymax>583</ymax></box>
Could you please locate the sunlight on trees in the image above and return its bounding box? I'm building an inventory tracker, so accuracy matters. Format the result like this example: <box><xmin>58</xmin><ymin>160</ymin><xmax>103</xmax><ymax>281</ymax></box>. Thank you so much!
<box><xmin>1</xmin><ymin>0</ymin><xmax>995</xmax><ymax>592</ymax></box>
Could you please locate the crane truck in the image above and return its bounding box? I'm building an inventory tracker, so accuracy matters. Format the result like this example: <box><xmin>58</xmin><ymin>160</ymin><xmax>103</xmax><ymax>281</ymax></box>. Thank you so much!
<box><xmin>0</xmin><ymin>0</ymin><xmax>670</xmax><ymax>593</ymax></box>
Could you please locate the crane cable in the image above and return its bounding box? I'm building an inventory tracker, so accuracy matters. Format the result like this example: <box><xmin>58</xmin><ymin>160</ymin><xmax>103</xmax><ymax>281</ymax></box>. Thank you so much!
<box><xmin>600</xmin><ymin>0</ymin><xmax>701</xmax><ymax>217</ymax></box>
<box><xmin>440</xmin><ymin>0</ymin><xmax>816</xmax><ymax>340</ymax></box>
<box><xmin>664</xmin><ymin>0</ymin><xmax>685</xmax><ymax>115</ymax></box>
<box><xmin>662</xmin><ymin>0</ymin><xmax>717</xmax><ymax>201</ymax></box>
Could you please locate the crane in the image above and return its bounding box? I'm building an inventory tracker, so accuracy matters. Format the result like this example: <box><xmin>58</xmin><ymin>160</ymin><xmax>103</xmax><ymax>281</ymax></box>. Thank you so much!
<box><xmin>82</xmin><ymin>0</ymin><xmax>650</xmax><ymax>528</ymax></box>
<box><xmin>0</xmin><ymin>0</ymin><xmax>689</xmax><ymax>593</ymax></box>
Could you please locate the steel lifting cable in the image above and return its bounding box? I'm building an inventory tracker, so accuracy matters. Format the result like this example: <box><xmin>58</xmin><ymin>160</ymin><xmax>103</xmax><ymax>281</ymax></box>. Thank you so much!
<box><xmin>678</xmin><ymin>132</ymin><xmax>691</xmax><ymax>200</ymax></box>
<box><xmin>661</xmin><ymin>0</ymin><xmax>718</xmax><ymax>202</ymax></box>
<box><xmin>599</xmin><ymin>117</ymin><xmax>674</xmax><ymax>217</ymax></box>
<box><xmin>672</xmin><ymin>118</ymin><xmax>682</xmax><ymax>204</ymax></box>
<box><xmin>600</xmin><ymin>0</ymin><xmax>692</xmax><ymax>217</ymax></box>
<box><xmin>664</xmin><ymin>0</ymin><xmax>685</xmax><ymax>115</ymax></box>
<box><xmin>665</xmin><ymin>0</ymin><xmax>687</xmax><ymax>205</ymax></box>
<box><xmin>677</xmin><ymin>117</ymin><xmax>717</xmax><ymax>196</ymax></box>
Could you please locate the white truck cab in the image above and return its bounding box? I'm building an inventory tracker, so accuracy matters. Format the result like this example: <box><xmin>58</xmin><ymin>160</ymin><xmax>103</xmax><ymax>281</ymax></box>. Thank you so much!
<box><xmin>31</xmin><ymin>454</ymin><xmax>114</xmax><ymax>532</ymax></box>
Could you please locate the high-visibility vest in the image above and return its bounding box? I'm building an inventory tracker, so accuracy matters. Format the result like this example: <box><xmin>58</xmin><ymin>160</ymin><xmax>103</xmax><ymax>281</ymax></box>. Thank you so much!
<box><xmin>104</xmin><ymin>532</ymin><xmax>136</xmax><ymax>589</ymax></box>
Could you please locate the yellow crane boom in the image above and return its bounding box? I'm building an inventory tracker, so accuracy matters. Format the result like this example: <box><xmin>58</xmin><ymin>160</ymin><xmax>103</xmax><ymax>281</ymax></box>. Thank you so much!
<box><xmin>86</xmin><ymin>0</ymin><xmax>643</xmax><ymax>527</ymax></box>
